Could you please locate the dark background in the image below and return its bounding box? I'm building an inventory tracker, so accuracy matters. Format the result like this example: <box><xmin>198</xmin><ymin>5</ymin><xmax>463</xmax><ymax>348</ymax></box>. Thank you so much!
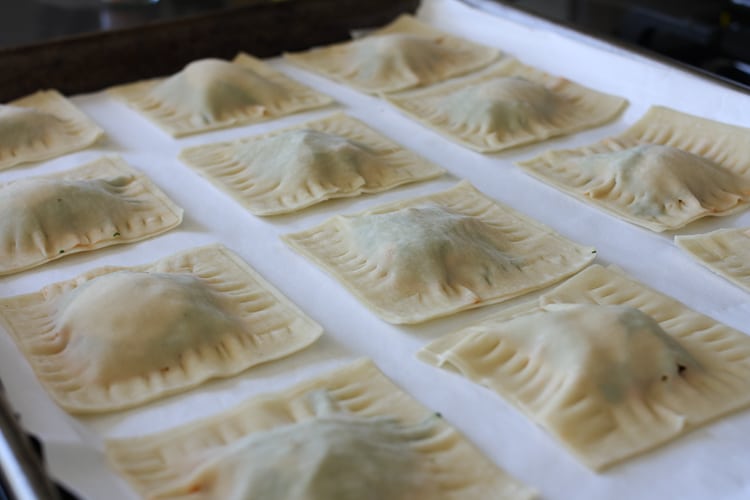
<box><xmin>499</xmin><ymin>0</ymin><xmax>750</xmax><ymax>90</ymax></box>
<box><xmin>2</xmin><ymin>0</ymin><xmax>748</xmax><ymax>90</ymax></box>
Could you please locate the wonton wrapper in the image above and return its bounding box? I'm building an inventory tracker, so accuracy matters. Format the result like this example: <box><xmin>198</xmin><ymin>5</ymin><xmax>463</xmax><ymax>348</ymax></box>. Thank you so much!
<box><xmin>385</xmin><ymin>58</ymin><xmax>627</xmax><ymax>153</ymax></box>
<box><xmin>0</xmin><ymin>90</ymin><xmax>103</xmax><ymax>170</ymax></box>
<box><xmin>179</xmin><ymin>113</ymin><xmax>444</xmax><ymax>215</ymax></box>
<box><xmin>284</xmin><ymin>14</ymin><xmax>501</xmax><ymax>94</ymax></box>
<box><xmin>676</xmin><ymin>227</ymin><xmax>750</xmax><ymax>293</ymax></box>
<box><xmin>0</xmin><ymin>244</ymin><xmax>323</xmax><ymax>414</ymax></box>
<box><xmin>106</xmin><ymin>359</ymin><xmax>535</xmax><ymax>500</ymax></box>
<box><xmin>519</xmin><ymin>106</ymin><xmax>750</xmax><ymax>231</ymax></box>
<box><xmin>419</xmin><ymin>264</ymin><xmax>750</xmax><ymax>470</ymax></box>
<box><xmin>283</xmin><ymin>181</ymin><xmax>596</xmax><ymax>324</ymax></box>
<box><xmin>0</xmin><ymin>156</ymin><xmax>183</xmax><ymax>276</ymax></box>
<box><xmin>108</xmin><ymin>53</ymin><xmax>333</xmax><ymax>137</ymax></box>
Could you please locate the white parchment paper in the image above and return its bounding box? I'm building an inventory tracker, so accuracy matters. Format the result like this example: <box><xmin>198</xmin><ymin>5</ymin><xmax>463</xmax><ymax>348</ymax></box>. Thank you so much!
<box><xmin>1</xmin><ymin>0</ymin><xmax>749</xmax><ymax>498</ymax></box>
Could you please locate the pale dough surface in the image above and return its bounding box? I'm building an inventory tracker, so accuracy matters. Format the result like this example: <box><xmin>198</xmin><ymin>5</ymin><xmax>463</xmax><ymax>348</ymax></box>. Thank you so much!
<box><xmin>179</xmin><ymin>112</ymin><xmax>444</xmax><ymax>215</ymax></box>
<box><xmin>0</xmin><ymin>244</ymin><xmax>323</xmax><ymax>414</ymax></box>
<box><xmin>676</xmin><ymin>227</ymin><xmax>750</xmax><ymax>293</ymax></box>
<box><xmin>284</xmin><ymin>14</ymin><xmax>501</xmax><ymax>94</ymax></box>
<box><xmin>519</xmin><ymin>106</ymin><xmax>750</xmax><ymax>231</ymax></box>
<box><xmin>386</xmin><ymin>58</ymin><xmax>627</xmax><ymax>152</ymax></box>
<box><xmin>106</xmin><ymin>359</ymin><xmax>536</xmax><ymax>500</ymax></box>
<box><xmin>0</xmin><ymin>156</ymin><xmax>183</xmax><ymax>276</ymax></box>
<box><xmin>108</xmin><ymin>53</ymin><xmax>333</xmax><ymax>137</ymax></box>
<box><xmin>0</xmin><ymin>89</ymin><xmax>103</xmax><ymax>170</ymax></box>
<box><xmin>283</xmin><ymin>181</ymin><xmax>596</xmax><ymax>324</ymax></box>
<box><xmin>419</xmin><ymin>264</ymin><xmax>750</xmax><ymax>470</ymax></box>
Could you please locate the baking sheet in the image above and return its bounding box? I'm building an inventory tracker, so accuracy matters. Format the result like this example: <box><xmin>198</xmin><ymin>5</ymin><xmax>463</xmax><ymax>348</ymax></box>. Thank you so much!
<box><xmin>1</xmin><ymin>0</ymin><xmax>749</xmax><ymax>498</ymax></box>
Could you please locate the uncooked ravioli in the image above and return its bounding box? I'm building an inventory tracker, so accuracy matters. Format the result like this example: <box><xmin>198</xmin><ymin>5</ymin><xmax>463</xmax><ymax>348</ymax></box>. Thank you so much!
<box><xmin>385</xmin><ymin>58</ymin><xmax>627</xmax><ymax>152</ymax></box>
<box><xmin>0</xmin><ymin>156</ymin><xmax>183</xmax><ymax>276</ymax></box>
<box><xmin>54</xmin><ymin>271</ymin><xmax>244</xmax><ymax>385</ymax></box>
<box><xmin>0</xmin><ymin>90</ymin><xmax>103</xmax><ymax>170</ymax></box>
<box><xmin>419</xmin><ymin>265</ymin><xmax>750</xmax><ymax>470</ymax></box>
<box><xmin>179</xmin><ymin>113</ymin><xmax>444</xmax><ymax>215</ymax></box>
<box><xmin>283</xmin><ymin>181</ymin><xmax>596</xmax><ymax>324</ymax></box>
<box><xmin>0</xmin><ymin>244</ymin><xmax>323</xmax><ymax>413</ymax></box>
<box><xmin>519</xmin><ymin>106</ymin><xmax>750</xmax><ymax>231</ymax></box>
<box><xmin>105</xmin><ymin>359</ymin><xmax>536</xmax><ymax>500</ymax></box>
<box><xmin>284</xmin><ymin>14</ymin><xmax>501</xmax><ymax>94</ymax></box>
<box><xmin>676</xmin><ymin>227</ymin><xmax>750</xmax><ymax>293</ymax></box>
<box><xmin>108</xmin><ymin>53</ymin><xmax>332</xmax><ymax>136</ymax></box>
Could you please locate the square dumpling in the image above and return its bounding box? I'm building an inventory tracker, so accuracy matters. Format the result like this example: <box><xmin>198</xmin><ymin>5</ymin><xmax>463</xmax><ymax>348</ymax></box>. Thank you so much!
<box><xmin>676</xmin><ymin>227</ymin><xmax>750</xmax><ymax>293</ymax></box>
<box><xmin>518</xmin><ymin>106</ymin><xmax>750</xmax><ymax>232</ymax></box>
<box><xmin>385</xmin><ymin>58</ymin><xmax>627</xmax><ymax>153</ymax></box>
<box><xmin>0</xmin><ymin>244</ymin><xmax>323</xmax><ymax>414</ymax></box>
<box><xmin>106</xmin><ymin>359</ymin><xmax>536</xmax><ymax>500</ymax></box>
<box><xmin>179</xmin><ymin>113</ymin><xmax>445</xmax><ymax>216</ymax></box>
<box><xmin>0</xmin><ymin>156</ymin><xmax>183</xmax><ymax>276</ymax></box>
<box><xmin>284</xmin><ymin>14</ymin><xmax>501</xmax><ymax>94</ymax></box>
<box><xmin>283</xmin><ymin>181</ymin><xmax>596</xmax><ymax>324</ymax></box>
<box><xmin>419</xmin><ymin>264</ymin><xmax>750</xmax><ymax>470</ymax></box>
<box><xmin>108</xmin><ymin>53</ymin><xmax>333</xmax><ymax>137</ymax></box>
<box><xmin>0</xmin><ymin>89</ymin><xmax>103</xmax><ymax>170</ymax></box>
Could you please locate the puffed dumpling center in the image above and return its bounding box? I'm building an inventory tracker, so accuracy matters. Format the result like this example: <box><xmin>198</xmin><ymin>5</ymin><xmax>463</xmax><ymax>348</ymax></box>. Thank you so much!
<box><xmin>53</xmin><ymin>271</ymin><xmax>244</xmax><ymax>384</ymax></box>
<box><xmin>148</xmin><ymin>59</ymin><xmax>288</xmax><ymax>124</ymax></box>
<box><xmin>155</xmin><ymin>409</ymin><xmax>441</xmax><ymax>500</ymax></box>
<box><xmin>563</xmin><ymin>144</ymin><xmax>750</xmax><ymax>227</ymax></box>
<box><xmin>284</xmin><ymin>14</ymin><xmax>500</xmax><ymax>93</ymax></box>
<box><xmin>0</xmin><ymin>90</ymin><xmax>103</xmax><ymax>169</ymax></box>
<box><xmin>105</xmin><ymin>359</ymin><xmax>536</xmax><ymax>500</ymax></box>
<box><xmin>518</xmin><ymin>106</ymin><xmax>750</xmax><ymax>231</ymax></box>
<box><xmin>283</xmin><ymin>181</ymin><xmax>596</xmax><ymax>324</ymax></box>
<box><xmin>0</xmin><ymin>157</ymin><xmax>183</xmax><ymax>276</ymax></box>
<box><xmin>348</xmin><ymin>205</ymin><xmax>524</xmax><ymax>295</ymax></box>
<box><xmin>179</xmin><ymin>113</ymin><xmax>444</xmax><ymax>216</ymax></box>
<box><xmin>419</xmin><ymin>265</ymin><xmax>750</xmax><ymax>470</ymax></box>
<box><xmin>0</xmin><ymin>245</ymin><xmax>323</xmax><ymax>413</ymax></box>
<box><xmin>386</xmin><ymin>59</ymin><xmax>627</xmax><ymax>152</ymax></box>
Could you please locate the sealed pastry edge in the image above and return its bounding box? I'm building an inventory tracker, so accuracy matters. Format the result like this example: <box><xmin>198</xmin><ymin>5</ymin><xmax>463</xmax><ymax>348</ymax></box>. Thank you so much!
<box><xmin>517</xmin><ymin>106</ymin><xmax>750</xmax><ymax>232</ymax></box>
<box><xmin>0</xmin><ymin>243</ymin><xmax>324</xmax><ymax>414</ymax></box>
<box><xmin>283</xmin><ymin>14</ymin><xmax>502</xmax><ymax>94</ymax></box>
<box><xmin>0</xmin><ymin>89</ymin><xmax>104</xmax><ymax>170</ymax></box>
<box><xmin>418</xmin><ymin>263</ymin><xmax>750</xmax><ymax>471</ymax></box>
<box><xmin>107</xmin><ymin>52</ymin><xmax>334</xmax><ymax>137</ymax></box>
<box><xmin>384</xmin><ymin>58</ymin><xmax>628</xmax><ymax>153</ymax></box>
<box><xmin>0</xmin><ymin>155</ymin><xmax>184</xmax><ymax>276</ymax></box>
<box><xmin>105</xmin><ymin>357</ymin><xmax>537</xmax><ymax>500</ymax></box>
<box><xmin>178</xmin><ymin>112</ymin><xmax>445</xmax><ymax>216</ymax></box>
<box><xmin>675</xmin><ymin>228</ymin><xmax>750</xmax><ymax>293</ymax></box>
<box><xmin>282</xmin><ymin>180</ymin><xmax>597</xmax><ymax>324</ymax></box>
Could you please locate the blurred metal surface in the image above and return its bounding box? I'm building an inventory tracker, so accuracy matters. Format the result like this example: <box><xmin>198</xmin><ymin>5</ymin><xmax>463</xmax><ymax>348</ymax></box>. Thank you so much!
<box><xmin>0</xmin><ymin>381</ymin><xmax>61</xmax><ymax>500</ymax></box>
